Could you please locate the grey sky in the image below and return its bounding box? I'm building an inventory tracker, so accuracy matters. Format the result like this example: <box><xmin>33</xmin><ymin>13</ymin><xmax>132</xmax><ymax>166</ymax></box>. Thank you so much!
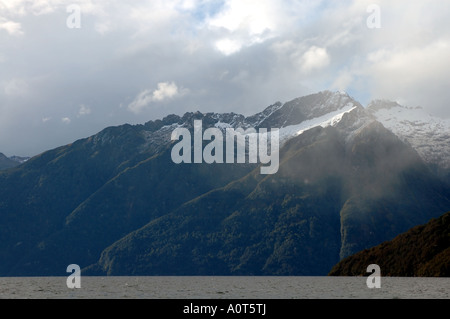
<box><xmin>1</xmin><ymin>0</ymin><xmax>449</xmax><ymax>156</ymax></box>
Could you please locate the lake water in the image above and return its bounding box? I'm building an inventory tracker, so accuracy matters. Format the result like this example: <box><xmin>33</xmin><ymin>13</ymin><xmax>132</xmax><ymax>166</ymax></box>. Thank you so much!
<box><xmin>0</xmin><ymin>276</ymin><xmax>449</xmax><ymax>299</ymax></box>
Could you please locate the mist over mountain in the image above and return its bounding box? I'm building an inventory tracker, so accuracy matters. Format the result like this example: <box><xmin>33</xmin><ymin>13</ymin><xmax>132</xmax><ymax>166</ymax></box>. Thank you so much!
<box><xmin>0</xmin><ymin>91</ymin><xmax>448</xmax><ymax>276</ymax></box>
<box><xmin>368</xmin><ymin>100</ymin><xmax>450</xmax><ymax>185</ymax></box>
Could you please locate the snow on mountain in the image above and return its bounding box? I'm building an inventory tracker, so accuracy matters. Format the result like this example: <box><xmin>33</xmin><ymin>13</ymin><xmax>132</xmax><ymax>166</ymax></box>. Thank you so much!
<box><xmin>278</xmin><ymin>102</ymin><xmax>358</xmax><ymax>144</ymax></box>
<box><xmin>202</xmin><ymin>91</ymin><xmax>369</xmax><ymax>160</ymax></box>
<box><xmin>141</xmin><ymin>91</ymin><xmax>370</xmax><ymax>156</ymax></box>
<box><xmin>236</xmin><ymin>91</ymin><xmax>367</xmax><ymax>147</ymax></box>
<box><xmin>9</xmin><ymin>155</ymin><xmax>30</xmax><ymax>163</ymax></box>
<box><xmin>139</xmin><ymin>91</ymin><xmax>448</xmax><ymax>176</ymax></box>
<box><xmin>368</xmin><ymin>100</ymin><xmax>450</xmax><ymax>171</ymax></box>
<box><xmin>0</xmin><ymin>153</ymin><xmax>29</xmax><ymax>170</ymax></box>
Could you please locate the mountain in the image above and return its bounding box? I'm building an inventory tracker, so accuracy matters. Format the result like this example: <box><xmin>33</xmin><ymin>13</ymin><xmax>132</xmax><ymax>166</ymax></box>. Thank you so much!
<box><xmin>85</xmin><ymin>121</ymin><xmax>449</xmax><ymax>275</ymax></box>
<box><xmin>329</xmin><ymin>211</ymin><xmax>450</xmax><ymax>277</ymax></box>
<box><xmin>0</xmin><ymin>153</ymin><xmax>19</xmax><ymax>170</ymax></box>
<box><xmin>368</xmin><ymin>100</ymin><xmax>450</xmax><ymax>184</ymax></box>
<box><xmin>9</xmin><ymin>156</ymin><xmax>30</xmax><ymax>164</ymax></box>
<box><xmin>0</xmin><ymin>90</ymin><xmax>449</xmax><ymax>276</ymax></box>
<box><xmin>0</xmin><ymin>153</ymin><xmax>29</xmax><ymax>170</ymax></box>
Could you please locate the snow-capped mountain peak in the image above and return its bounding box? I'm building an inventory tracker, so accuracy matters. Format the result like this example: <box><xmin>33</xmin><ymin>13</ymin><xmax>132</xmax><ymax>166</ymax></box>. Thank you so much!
<box><xmin>249</xmin><ymin>90</ymin><xmax>361</xmax><ymax>129</ymax></box>
<box><xmin>139</xmin><ymin>90</ymin><xmax>368</xmax><ymax>151</ymax></box>
<box><xmin>138</xmin><ymin>91</ymin><xmax>449</xmax><ymax>178</ymax></box>
<box><xmin>368</xmin><ymin>100</ymin><xmax>450</xmax><ymax>171</ymax></box>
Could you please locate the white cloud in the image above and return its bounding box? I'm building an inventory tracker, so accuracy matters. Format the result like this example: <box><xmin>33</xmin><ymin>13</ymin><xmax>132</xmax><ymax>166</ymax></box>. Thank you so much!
<box><xmin>3</xmin><ymin>0</ymin><xmax>450</xmax><ymax>157</ymax></box>
<box><xmin>78</xmin><ymin>104</ymin><xmax>91</xmax><ymax>117</ymax></box>
<box><xmin>152</xmin><ymin>82</ymin><xmax>180</xmax><ymax>101</ymax></box>
<box><xmin>331</xmin><ymin>71</ymin><xmax>354</xmax><ymax>92</ymax></box>
<box><xmin>0</xmin><ymin>0</ymin><xmax>104</xmax><ymax>17</ymax></box>
<box><xmin>127</xmin><ymin>89</ymin><xmax>153</xmax><ymax>114</ymax></box>
<box><xmin>127</xmin><ymin>82</ymin><xmax>187</xmax><ymax>114</ymax></box>
<box><xmin>0</xmin><ymin>18</ymin><xmax>23</xmax><ymax>35</ymax></box>
<box><xmin>94</xmin><ymin>21</ymin><xmax>110</xmax><ymax>35</ymax></box>
<box><xmin>364</xmin><ymin>40</ymin><xmax>450</xmax><ymax>115</ymax></box>
<box><xmin>61</xmin><ymin>117</ymin><xmax>71</xmax><ymax>124</ymax></box>
<box><xmin>207</xmin><ymin>0</ymin><xmax>321</xmax><ymax>55</ymax></box>
<box><xmin>0</xmin><ymin>0</ymin><xmax>114</xmax><ymax>36</ymax></box>
<box><xmin>207</xmin><ymin>0</ymin><xmax>275</xmax><ymax>35</ymax></box>
<box><xmin>300</xmin><ymin>46</ymin><xmax>330</xmax><ymax>73</ymax></box>
<box><xmin>215</xmin><ymin>38</ymin><xmax>242</xmax><ymax>56</ymax></box>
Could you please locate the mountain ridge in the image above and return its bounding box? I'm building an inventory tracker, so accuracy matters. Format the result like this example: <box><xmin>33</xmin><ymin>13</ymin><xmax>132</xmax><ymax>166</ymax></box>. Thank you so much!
<box><xmin>0</xmin><ymin>153</ymin><xmax>29</xmax><ymax>170</ymax></box>
<box><xmin>329</xmin><ymin>211</ymin><xmax>450</xmax><ymax>277</ymax></box>
<box><xmin>84</xmin><ymin>122</ymin><xmax>449</xmax><ymax>275</ymax></box>
<box><xmin>368</xmin><ymin>99</ymin><xmax>450</xmax><ymax>184</ymax></box>
<box><xmin>0</xmin><ymin>90</ymin><xmax>449</xmax><ymax>276</ymax></box>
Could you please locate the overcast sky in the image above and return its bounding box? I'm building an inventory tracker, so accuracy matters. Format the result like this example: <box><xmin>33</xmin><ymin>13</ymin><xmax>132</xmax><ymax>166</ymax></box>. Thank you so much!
<box><xmin>1</xmin><ymin>0</ymin><xmax>450</xmax><ymax>156</ymax></box>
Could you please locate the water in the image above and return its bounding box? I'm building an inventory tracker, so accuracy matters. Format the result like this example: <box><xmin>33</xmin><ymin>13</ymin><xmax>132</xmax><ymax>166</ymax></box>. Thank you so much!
<box><xmin>0</xmin><ymin>276</ymin><xmax>449</xmax><ymax>299</ymax></box>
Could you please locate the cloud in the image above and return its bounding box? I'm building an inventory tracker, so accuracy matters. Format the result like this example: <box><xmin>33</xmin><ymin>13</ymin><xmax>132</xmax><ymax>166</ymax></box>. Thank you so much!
<box><xmin>153</xmin><ymin>82</ymin><xmax>182</xmax><ymax>101</ymax></box>
<box><xmin>78</xmin><ymin>104</ymin><xmax>91</xmax><ymax>117</ymax></box>
<box><xmin>61</xmin><ymin>117</ymin><xmax>71</xmax><ymax>124</ymax></box>
<box><xmin>207</xmin><ymin>0</ymin><xmax>276</xmax><ymax>35</ymax></box>
<box><xmin>127</xmin><ymin>89</ymin><xmax>159</xmax><ymax>115</ymax></box>
<box><xmin>2</xmin><ymin>0</ymin><xmax>450</xmax><ymax>158</ymax></box>
<box><xmin>0</xmin><ymin>18</ymin><xmax>23</xmax><ymax>36</ymax></box>
<box><xmin>363</xmin><ymin>40</ymin><xmax>450</xmax><ymax>115</ymax></box>
<box><xmin>127</xmin><ymin>82</ymin><xmax>187</xmax><ymax>114</ymax></box>
<box><xmin>215</xmin><ymin>38</ymin><xmax>242</xmax><ymax>56</ymax></box>
<box><xmin>207</xmin><ymin>0</ymin><xmax>324</xmax><ymax>55</ymax></box>
<box><xmin>331</xmin><ymin>71</ymin><xmax>354</xmax><ymax>92</ymax></box>
<box><xmin>0</xmin><ymin>0</ymin><xmax>64</xmax><ymax>16</ymax></box>
<box><xmin>300</xmin><ymin>46</ymin><xmax>330</xmax><ymax>73</ymax></box>
<box><xmin>0</xmin><ymin>0</ymin><xmax>68</xmax><ymax>37</ymax></box>
<box><xmin>3</xmin><ymin>78</ymin><xmax>28</xmax><ymax>95</ymax></box>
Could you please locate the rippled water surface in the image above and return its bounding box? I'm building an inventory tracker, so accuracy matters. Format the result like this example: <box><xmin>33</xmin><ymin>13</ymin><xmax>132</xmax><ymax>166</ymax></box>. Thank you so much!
<box><xmin>0</xmin><ymin>276</ymin><xmax>448</xmax><ymax>299</ymax></box>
